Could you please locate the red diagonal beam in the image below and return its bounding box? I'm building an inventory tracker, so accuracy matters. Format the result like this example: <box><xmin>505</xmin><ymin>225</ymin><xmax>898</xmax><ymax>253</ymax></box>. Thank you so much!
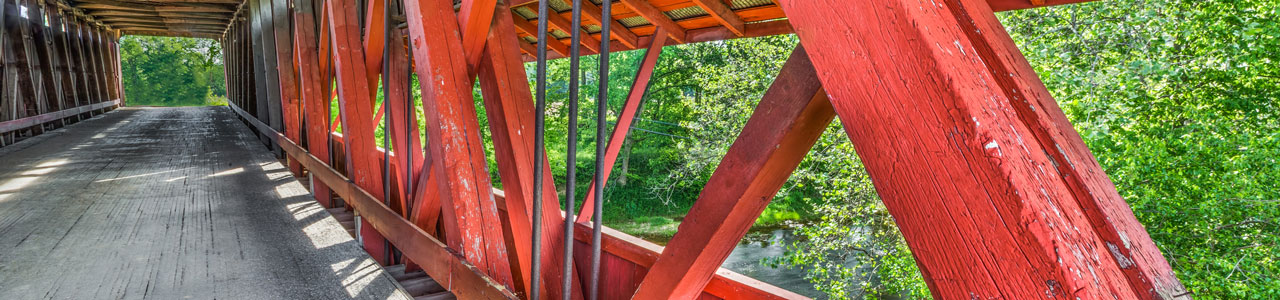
<box><xmin>632</xmin><ymin>46</ymin><xmax>832</xmax><ymax>299</ymax></box>
<box><xmin>402</xmin><ymin>0</ymin><xmax>514</xmax><ymax>288</ymax></box>
<box><xmin>326</xmin><ymin>0</ymin><xmax>389</xmax><ymax>265</ymax></box>
<box><xmin>574</xmin><ymin>27</ymin><xmax>667</xmax><ymax>223</ymax></box>
<box><xmin>458</xmin><ymin>0</ymin><xmax>498</xmax><ymax>69</ymax></box>
<box><xmin>474</xmin><ymin>3</ymin><xmax>586</xmax><ymax>297</ymax></box>
<box><xmin>778</xmin><ymin>0</ymin><xmax>1185</xmax><ymax>298</ymax></box>
<box><xmin>475</xmin><ymin>4</ymin><xmax>534</xmax><ymax>295</ymax></box>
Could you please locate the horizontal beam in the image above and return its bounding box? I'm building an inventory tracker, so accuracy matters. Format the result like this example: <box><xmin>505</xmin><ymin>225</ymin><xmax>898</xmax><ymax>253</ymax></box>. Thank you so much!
<box><xmin>1</xmin><ymin>101</ymin><xmax>122</xmax><ymax>134</ymax></box>
<box><xmin>227</xmin><ymin>103</ymin><xmax>519</xmax><ymax>300</ymax></box>
<box><xmin>490</xmin><ymin>191</ymin><xmax>804</xmax><ymax>300</ymax></box>
<box><xmin>122</xmin><ymin>30</ymin><xmax>221</xmax><ymax>39</ymax></box>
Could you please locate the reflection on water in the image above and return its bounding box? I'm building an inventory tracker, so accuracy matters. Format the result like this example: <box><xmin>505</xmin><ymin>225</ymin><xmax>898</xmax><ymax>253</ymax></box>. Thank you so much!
<box><xmin>721</xmin><ymin>229</ymin><xmax>826</xmax><ymax>298</ymax></box>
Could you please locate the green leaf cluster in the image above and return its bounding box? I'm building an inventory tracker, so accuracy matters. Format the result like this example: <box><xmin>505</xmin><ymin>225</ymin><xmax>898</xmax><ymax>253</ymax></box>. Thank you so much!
<box><xmin>120</xmin><ymin>36</ymin><xmax>225</xmax><ymax>106</ymax></box>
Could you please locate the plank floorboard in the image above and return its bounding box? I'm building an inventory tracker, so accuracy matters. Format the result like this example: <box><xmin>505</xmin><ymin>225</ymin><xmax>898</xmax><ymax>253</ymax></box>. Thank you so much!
<box><xmin>0</xmin><ymin>107</ymin><xmax>414</xmax><ymax>299</ymax></box>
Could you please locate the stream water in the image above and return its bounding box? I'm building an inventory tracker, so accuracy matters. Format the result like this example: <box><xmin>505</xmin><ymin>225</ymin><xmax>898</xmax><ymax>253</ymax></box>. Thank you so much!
<box><xmin>720</xmin><ymin>229</ymin><xmax>827</xmax><ymax>298</ymax></box>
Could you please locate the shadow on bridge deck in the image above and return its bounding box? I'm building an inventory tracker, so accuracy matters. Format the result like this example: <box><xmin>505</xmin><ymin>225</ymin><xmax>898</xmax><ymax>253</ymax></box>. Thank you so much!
<box><xmin>0</xmin><ymin>107</ymin><xmax>412</xmax><ymax>299</ymax></box>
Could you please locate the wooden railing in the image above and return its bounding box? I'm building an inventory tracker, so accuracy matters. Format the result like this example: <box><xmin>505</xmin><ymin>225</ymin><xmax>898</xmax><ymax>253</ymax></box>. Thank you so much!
<box><xmin>0</xmin><ymin>100</ymin><xmax>120</xmax><ymax>134</ymax></box>
<box><xmin>229</xmin><ymin>101</ymin><xmax>807</xmax><ymax>299</ymax></box>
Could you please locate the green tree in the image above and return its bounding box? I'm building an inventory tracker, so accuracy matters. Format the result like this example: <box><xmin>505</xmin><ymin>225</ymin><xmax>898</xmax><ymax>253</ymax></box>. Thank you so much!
<box><xmin>120</xmin><ymin>36</ymin><xmax>225</xmax><ymax>106</ymax></box>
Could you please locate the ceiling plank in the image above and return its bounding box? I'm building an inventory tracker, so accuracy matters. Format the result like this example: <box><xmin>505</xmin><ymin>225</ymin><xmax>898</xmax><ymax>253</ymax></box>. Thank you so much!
<box><xmin>618</xmin><ymin>0</ymin><xmax>686</xmax><ymax>43</ymax></box>
<box><xmin>539</xmin><ymin>5</ymin><xmax>601</xmax><ymax>53</ymax></box>
<box><xmin>122</xmin><ymin>29</ymin><xmax>220</xmax><ymax>38</ymax></box>
<box><xmin>689</xmin><ymin>0</ymin><xmax>743</xmax><ymax>36</ymax></box>
<box><xmin>581</xmin><ymin>0</ymin><xmax>638</xmax><ymax>49</ymax></box>
<box><xmin>510</xmin><ymin>14</ymin><xmax>570</xmax><ymax>57</ymax></box>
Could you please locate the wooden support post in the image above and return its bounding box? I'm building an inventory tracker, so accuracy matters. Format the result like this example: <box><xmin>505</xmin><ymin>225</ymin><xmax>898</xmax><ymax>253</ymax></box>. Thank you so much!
<box><xmin>31</xmin><ymin>0</ymin><xmax>65</xmax><ymax>113</ymax></box>
<box><xmin>326</xmin><ymin>0</ymin><xmax>390</xmax><ymax>265</ymax></box>
<box><xmin>293</xmin><ymin>0</ymin><xmax>333</xmax><ymax>208</ymax></box>
<box><xmin>401</xmin><ymin>0</ymin><xmax>514</xmax><ymax>289</ymax></box>
<box><xmin>91</xmin><ymin>27</ymin><xmax>111</xmax><ymax>102</ymax></box>
<box><xmin>270</xmin><ymin>0</ymin><xmax>302</xmax><ymax>176</ymax></box>
<box><xmin>474</xmin><ymin>3</ymin><xmax>542</xmax><ymax>296</ymax></box>
<box><xmin>52</xmin><ymin>9</ymin><xmax>81</xmax><ymax>113</ymax></box>
<box><xmin>360</xmin><ymin>0</ymin><xmax>384</xmax><ymax>94</ymax></box>
<box><xmin>1</xmin><ymin>0</ymin><xmax>10</xmax><ymax>127</ymax></box>
<box><xmin>778</xmin><ymin>0</ymin><xmax>1187</xmax><ymax>298</ymax></box>
<box><xmin>248</xmin><ymin>0</ymin><xmax>271</xmax><ymax>145</ymax></box>
<box><xmin>14</xmin><ymin>0</ymin><xmax>44</xmax><ymax>118</ymax></box>
<box><xmin>457</xmin><ymin>0</ymin><xmax>497</xmax><ymax>69</ymax></box>
<box><xmin>574</xmin><ymin>28</ymin><xmax>665</xmax><ymax>223</ymax></box>
<box><xmin>255</xmin><ymin>0</ymin><xmax>283</xmax><ymax>136</ymax></box>
<box><xmin>382</xmin><ymin>25</ymin><xmax>422</xmax><ymax>216</ymax></box>
<box><xmin>632</xmin><ymin>47</ymin><xmax>832</xmax><ymax>299</ymax></box>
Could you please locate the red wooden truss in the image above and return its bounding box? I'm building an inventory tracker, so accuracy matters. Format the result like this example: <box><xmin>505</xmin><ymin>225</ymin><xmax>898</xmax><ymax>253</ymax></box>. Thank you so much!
<box><xmin>209</xmin><ymin>0</ymin><xmax>1192</xmax><ymax>299</ymax></box>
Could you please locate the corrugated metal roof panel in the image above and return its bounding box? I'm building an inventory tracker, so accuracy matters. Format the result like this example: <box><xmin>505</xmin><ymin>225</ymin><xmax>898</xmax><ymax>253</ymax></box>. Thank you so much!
<box><xmin>514</xmin><ymin>6</ymin><xmax>538</xmax><ymax>20</ymax></box>
<box><xmin>617</xmin><ymin>16</ymin><xmax>650</xmax><ymax>27</ymax></box>
<box><xmin>665</xmin><ymin>5</ymin><xmax>708</xmax><ymax>21</ymax></box>
<box><xmin>729</xmin><ymin>0</ymin><xmax>777</xmax><ymax>10</ymax></box>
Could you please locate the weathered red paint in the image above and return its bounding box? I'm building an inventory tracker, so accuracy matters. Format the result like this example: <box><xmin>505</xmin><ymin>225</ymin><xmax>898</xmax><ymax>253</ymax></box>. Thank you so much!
<box><xmin>293</xmin><ymin>0</ymin><xmax>333</xmax><ymax>208</ymax></box>
<box><xmin>632</xmin><ymin>47</ymin><xmax>832</xmax><ymax>299</ymax></box>
<box><xmin>402</xmin><ymin>0</ymin><xmax>513</xmax><ymax>287</ymax></box>
<box><xmin>778</xmin><ymin>0</ymin><xmax>1185</xmax><ymax>298</ymax></box>
<box><xmin>325</xmin><ymin>0</ymin><xmax>389</xmax><ymax>265</ymax></box>
<box><xmin>474</xmin><ymin>4</ymin><xmax>536</xmax><ymax>296</ymax></box>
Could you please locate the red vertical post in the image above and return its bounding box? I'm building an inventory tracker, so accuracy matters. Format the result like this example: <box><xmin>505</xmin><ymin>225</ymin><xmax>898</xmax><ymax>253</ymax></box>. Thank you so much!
<box><xmin>293</xmin><ymin>0</ymin><xmax>332</xmax><ymax>208</ymax></box>
<box><xmin>778</xmin><ymin>0</ymin><xmax>1186</xmax><ymax>298</ymax></box>
<box><xmin>473</xmin><ymin>4</ymin><xmax>538</xmax><ymax>296</ymax></box>
<box><xmin>326</xmin><ymin>0</ymin><xmax>389</xmax><ymax>265</ymax></box>
<box><xmin>271</xmin><ymin>0</ymin><xmax>302</xmax><ymax>176</ymax></box>
<box><xmin>401</xmin><ymin>0</ymin><xmax>513</xmax><ymax>288</ymax></box>
<box><xmin>631</xmin><ymin>47</ymin><xmax>832</xmax><ymax>299</ymax></box>
<box><xmin>383</xmin><ymin>26</ymin><xmax>423</xmax><ymax>216</ymax></box>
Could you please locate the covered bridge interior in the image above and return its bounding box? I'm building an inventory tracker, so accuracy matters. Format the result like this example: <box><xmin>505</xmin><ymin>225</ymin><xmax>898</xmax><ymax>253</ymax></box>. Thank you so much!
<box><xmin>1</xmin><ymin>0</ymin><xmax>1193</xmax><ymax>299</ymax></box>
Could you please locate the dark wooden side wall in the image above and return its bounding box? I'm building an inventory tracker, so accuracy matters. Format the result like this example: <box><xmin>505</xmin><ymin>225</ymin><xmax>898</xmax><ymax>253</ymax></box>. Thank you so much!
<box><xmin>1</xmin><ymin>0</ymin><xmax>123</xmax><ymax>147</ymax></box>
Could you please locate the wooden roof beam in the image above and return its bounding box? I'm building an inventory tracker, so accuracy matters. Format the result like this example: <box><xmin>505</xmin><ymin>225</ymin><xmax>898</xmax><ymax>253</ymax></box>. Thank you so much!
<box><xmin>540</xmin><ymin>5</ymin><xmax>600</xmax><ymax>53</ymax></box>
<box><xmin>689</xmin><ymin>0</ymin><xmax>743</xmax><ymax>36</ymax></box>
<box><xmin>122</xmin><ymin>29</ymin><xmax>220</xmax><ymax>38</ymax></box>
<box><xmin>618</xmin><ymin>0</ymin><xmax>686</xmax><ymax>43</ymax></box>
<box><xmin>510</xmin><ymin>14</ymin><xmax>570</xmax><ymax>57</ymax></box>
<box><xmin>580</xmin><ymin>0</ymin><xmax>638</xmax><ymax>49</ymax></box>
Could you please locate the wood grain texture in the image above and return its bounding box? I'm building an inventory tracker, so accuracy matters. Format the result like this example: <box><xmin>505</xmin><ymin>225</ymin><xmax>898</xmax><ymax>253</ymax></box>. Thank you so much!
<box><xmin>325</xmin><ymin>0</ymin><xmax>388</xmax><ymax>265</ymax></box>
<box><xmin>778</xmin><ymin>0</ymin><xmax>1185</xmax><ymax>298</ymax></box>
<box><xmin>292</xmin><ymin>0</ymin><xmax>333</xmax><ymax>208</ymax></box>
<box><xmin>402</xmin><ymin>0</ymin><xmax>514</xmax><ymax>288</ymax></box>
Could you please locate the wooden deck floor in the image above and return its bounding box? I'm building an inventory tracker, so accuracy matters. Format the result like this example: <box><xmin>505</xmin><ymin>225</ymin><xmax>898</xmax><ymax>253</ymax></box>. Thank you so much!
<box><xmin>0</xmin><ymin>107</ymin><xmax>413</xmax><ymax>299</ymax></box>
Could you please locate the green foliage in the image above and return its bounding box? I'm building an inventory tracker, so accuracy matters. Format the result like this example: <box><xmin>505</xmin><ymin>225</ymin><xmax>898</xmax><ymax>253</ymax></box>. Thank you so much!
<box><xmin>1000</xmin><ymin>0</ymin><xmax>1280</xmax><ymax>297</ymax></box>
<box><xmin>120</xmin><ymin>36</ymin><xmax>225</xmax><ymax>106</ymax></box>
